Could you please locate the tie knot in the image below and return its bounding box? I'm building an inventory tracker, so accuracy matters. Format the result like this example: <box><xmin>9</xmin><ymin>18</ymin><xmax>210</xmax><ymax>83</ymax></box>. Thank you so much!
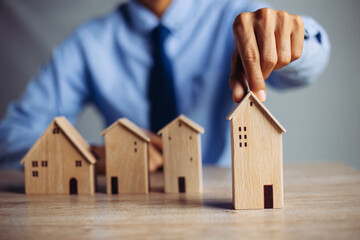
<box><xmin>151</xmin><ymin>25</ymin><xmax>170</xmax><ymax>46</ymax></box>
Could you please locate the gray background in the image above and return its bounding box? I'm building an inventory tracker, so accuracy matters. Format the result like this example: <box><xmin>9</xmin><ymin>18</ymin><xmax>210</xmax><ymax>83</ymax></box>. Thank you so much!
<box><xmin>0</xmin><ymin>0</ymin><xmax>359</xmax><ymax>168</ymax></box>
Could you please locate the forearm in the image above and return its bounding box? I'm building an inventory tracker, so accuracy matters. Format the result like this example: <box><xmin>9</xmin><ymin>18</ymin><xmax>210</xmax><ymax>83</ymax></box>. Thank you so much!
<box><xmin>0</xmin><ymin>66</ymin><xmax>61</xmax><ymax>168</ymax></box>
<box><xmin>0</xmin><ymin>33</ymin><xmax>89</xmax><ymax>168</ymax></box>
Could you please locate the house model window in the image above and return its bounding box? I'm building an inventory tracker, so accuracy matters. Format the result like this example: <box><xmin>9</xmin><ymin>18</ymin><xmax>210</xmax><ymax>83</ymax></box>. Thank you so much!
<box><xmin>41</xmin><ymin>160</ymin><xmax>48</xmax><ymax>167</ymax></box>
<box><xmin>75</xmin><ymin>160</ymin><xmax>82</xmax><ymax>167</ymax></box>
<box><xmin>32</xmin><ymin>171</ymin><xmax>38</xmax><ymax>177</ymax></box>
<box><xmin>238</xmin><ymin>127</ymin><xmax>248</xmax><ymax>148</ymax></box>
<box><xmin>32</xmin><ymin>161</ymin><xmax>38</xmax><ymax>167</ymax></box>
<box><xmin>53</xmin><ymin>127</ymin><xmax>60</xmax><ymax>134</ymax></box>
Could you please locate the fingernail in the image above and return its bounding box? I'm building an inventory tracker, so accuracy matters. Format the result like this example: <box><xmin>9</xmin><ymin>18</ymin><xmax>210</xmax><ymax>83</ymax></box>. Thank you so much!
<box><xmin>257</xmin><ymin>90</ymin><xmax>266</xmax><ymax>102</ymax></box>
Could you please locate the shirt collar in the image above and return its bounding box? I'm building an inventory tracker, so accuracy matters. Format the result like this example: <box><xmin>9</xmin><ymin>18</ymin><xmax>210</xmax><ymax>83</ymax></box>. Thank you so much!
<box><xmin>124</xmin><ymin>0</ymin><xmax>194</xmax><ymax>35</ymax></box>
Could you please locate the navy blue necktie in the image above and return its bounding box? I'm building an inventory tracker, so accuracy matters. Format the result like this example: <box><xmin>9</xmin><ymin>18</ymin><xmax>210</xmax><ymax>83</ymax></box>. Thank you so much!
<box><xmin>148</xmin><ymin>25</ymin><xmax>178</xmax><ymax>132</ymax></box>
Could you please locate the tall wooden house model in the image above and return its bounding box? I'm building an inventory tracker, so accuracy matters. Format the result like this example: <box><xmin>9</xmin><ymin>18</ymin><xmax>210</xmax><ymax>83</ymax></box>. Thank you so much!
<box><xmin>227</xmin><ymin>91</ymin><xmax>286</xmax><ymax>210</ymax></box>
<box><xmin>101</xmin><ymin>118</ymin><xmax>150</xmax><ymax>194</ymax></box>
<box><xmin>158</xmin><ymin>115</ymin><xmax>204</xmax><ymax>193</ymax></box>
<box><xmin>21</xmin><ymin>117</ymin><xmax>96</xmax><ymax>194</ymax></box>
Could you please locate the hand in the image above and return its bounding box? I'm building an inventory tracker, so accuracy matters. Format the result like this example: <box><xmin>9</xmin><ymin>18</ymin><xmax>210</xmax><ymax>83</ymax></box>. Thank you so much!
<box><xmin>91</xmin><ymin>131</ymin><xmax>164</xmax><ymax>174</ymax></box>
<box><xmin>91</xmin><ymin>145</ymin><xmax>106</xmax><ymax>174</ymax></box>
<box><xmin>230</xmin><ymin>8</ymin><xmax>304</xmax><ymax>102</ymax></box>
<box><xmin>145</xmin><ymin>130</ymin><xmax>164</xmax><ymax>173</ymax></box>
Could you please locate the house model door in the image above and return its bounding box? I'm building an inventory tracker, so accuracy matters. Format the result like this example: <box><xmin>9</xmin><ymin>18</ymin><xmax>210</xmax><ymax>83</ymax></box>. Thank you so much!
<box><xmin>111</xmin><ymin>177</ymin><xmax>118</xmax><ymax>194</ymax></box>
<box><xmin>70</xmin><ymin>178</ymin><xmax>78</xmax><ymax>195</ymax></box>
<box><xmin>264</xmin><ymin>185</ymin><xmax>274</xmax><ymax>208</ymax></box>
<box><xmin>178</xmin><ymin>177</ymin><xmax>186</xmax><ymax>193</ymax></box>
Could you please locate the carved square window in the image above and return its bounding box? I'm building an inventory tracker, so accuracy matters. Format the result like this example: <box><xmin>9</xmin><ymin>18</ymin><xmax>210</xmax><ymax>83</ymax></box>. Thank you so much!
<box><xmin>53</xmin><ymin>127</ymin><xmax>60</xmax><ymax>134</ymax></box>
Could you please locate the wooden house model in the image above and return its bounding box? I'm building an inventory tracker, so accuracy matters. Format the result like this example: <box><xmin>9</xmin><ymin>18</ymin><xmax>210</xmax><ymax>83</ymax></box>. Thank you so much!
<box><xmin>158</xmin><ymin>114</ymin><xmax>204</xmax><ymax>193</ymax></box>
<box><xmin>227</xmin><ymin>91</ymin><xmax>286</xmax><ymax>210</ymax></box>
<box><xmin>101</xmin><ymin>118</ymin><xmax>150</xmax><ymax>194</ymax></box>
<box><xmin>20</xmin><ymin>117</ymin><xmax>96</xmax><ymax>194</ymax></box>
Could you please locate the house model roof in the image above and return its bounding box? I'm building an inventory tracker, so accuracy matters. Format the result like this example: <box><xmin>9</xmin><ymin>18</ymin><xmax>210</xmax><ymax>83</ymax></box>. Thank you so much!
<box><xmin>101</xmin><ymin>118</ymin><xmax>150</xmax><ymax>142</ymax></box>
<box><xmin>157</xmin><ymin>114</ymin><xmax>205</xmax><ymax>135</ymax></box>
<box><xmin>227</xmin><ymin>91</ymin><xmax>286</xmax><ymax>133</ymax></box>
<box><xmin>20</xmin><ymin>116</ymin><xmax>97</xmax><ymax>165</ymax></box>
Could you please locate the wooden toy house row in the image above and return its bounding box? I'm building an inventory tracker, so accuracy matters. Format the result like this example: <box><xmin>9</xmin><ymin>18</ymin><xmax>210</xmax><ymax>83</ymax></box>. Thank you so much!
<box><xmin>102</xmin><ymin>115</ymin><xmax>204</xmax><ymax>194</ymax></box>
<box><xmin>21</xmin><ymin>117</ymin><xmax>96</xmax><ymax>194</ymax></box>
<box><xmin>21</xmin><ymin>114</ymin><xmax>204</xmax><ymax>195</ymax></box>
<box><xmin>227</xmin><ymin>91</ymin><xmax>286</xmax><ymax>210</ymax></box>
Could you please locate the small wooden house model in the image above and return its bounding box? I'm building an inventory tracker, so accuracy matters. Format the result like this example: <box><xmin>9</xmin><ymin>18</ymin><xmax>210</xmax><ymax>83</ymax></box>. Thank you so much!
<box><xmin>101</xmin><ymin>118</ymin><xmax>150</xmax><ymax>194</ymax></box>
<box><xmin>227</xmin><ymin>91</ymin><xmax>286</xmax><ymax>210</ymax></box>
<box><xmin>158</xmin><ymin>114</ymin><xmax>204</xmax><ymax>193</ymax></box>
<box><xmin>21</xmin><ymin>117</ymin><xmax>96</xmax><ymax>194</ymax></box>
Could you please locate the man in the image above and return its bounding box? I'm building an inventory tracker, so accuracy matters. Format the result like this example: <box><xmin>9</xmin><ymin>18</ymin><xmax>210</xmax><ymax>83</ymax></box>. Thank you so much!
<box><xmin>0</xmin><ymin>0</ymin><xmax>330</xmax><ymax>171</ymax></box>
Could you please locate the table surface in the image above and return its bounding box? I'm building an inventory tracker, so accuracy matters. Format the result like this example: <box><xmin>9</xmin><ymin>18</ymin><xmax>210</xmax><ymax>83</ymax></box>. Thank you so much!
<box><xmin>0</xmin><ymin>162</ymin><xmax>359</xmax><ymax>240</ymax></box>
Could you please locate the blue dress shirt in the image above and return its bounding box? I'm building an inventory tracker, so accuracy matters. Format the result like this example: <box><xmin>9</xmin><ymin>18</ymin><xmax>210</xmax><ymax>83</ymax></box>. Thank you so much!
<box><xmin>0</xmin><ymin>0</ymin><xmax>330</xmax><ymax>168</ymax></box>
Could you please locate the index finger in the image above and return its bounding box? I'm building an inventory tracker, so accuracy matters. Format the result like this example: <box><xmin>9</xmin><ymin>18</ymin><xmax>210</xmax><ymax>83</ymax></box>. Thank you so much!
<box><xmin>233</xmin><ymin>14</ymin><xmax>266</xmax><ymax>102</ymax></box>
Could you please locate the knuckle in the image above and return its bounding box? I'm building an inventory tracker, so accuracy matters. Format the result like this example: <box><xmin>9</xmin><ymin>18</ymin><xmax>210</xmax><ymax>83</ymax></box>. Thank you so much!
<box><xmin>277</xmin><ymin>53</ymin><xmax>291</xmax><ymax>65</ymax></box>
<box><xmin>277</xmin><ymin>10</ymin><xmax>289</xmax><ymax>21</ymax></box>
<box><xmin>233</xmin><ymin>12</ymin><xmax>251</xmax><ymax>31</ymax></box>
<box><xmin>292</xmin><ymin>50</ymin><xmax>302</xmax><ymax>61</ymax></box>
<box><xmin>243</xmin><ymin>47</ymin><xmax>259</xmax><ymax>63</ymax></box>
<box><xmin>254</xmin><ymin>74</ymin><xmax>264</xmax><ymax>83</ymax></box>
<box><xmin>255</xmin><ymin>8</ymin><xmax>273</xmax><ymax>29</ymax></box>
<box><xmin>256</xmin><ymin>8</ymin><xmax>273</xmax><ymax>19</ymax></box>
<box><xmin>262</xmin><ymin>54</ymin><xmax>277</xmax><ymax>68</ymax></box>
<box><xmin>292</xmin><ymin>14</ymin><xmax>304</xmax><ymax>29</ymax></box>
<box><xmin>250</xmin><ymin>74</ymin><xmax>265</xmax><ymax>88</ymax></box>
<box><xmin>240</xmin><ymin>12</ymin><xmax>252</xmax><ymax>20</ymax></box>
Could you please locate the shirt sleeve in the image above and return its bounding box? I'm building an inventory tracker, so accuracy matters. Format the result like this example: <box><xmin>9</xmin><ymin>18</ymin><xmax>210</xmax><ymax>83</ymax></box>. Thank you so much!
<box><xmin>0</xmin><ymin>32</ymin><xmax>90</xmax><ymax>168</ymax></box>
<box><xmin>267</xmin><ymin>16</ymin><xmax>331</xmax><ymax>89</ymax></box>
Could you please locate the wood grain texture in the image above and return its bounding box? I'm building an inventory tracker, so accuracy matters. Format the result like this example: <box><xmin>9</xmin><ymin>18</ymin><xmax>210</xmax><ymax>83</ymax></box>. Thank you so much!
<box><xmin>158</xmin><ymin>115</ymin><xmax>203</xmax><ymax>193</ymax></box>
<box><xmin>0</xmin><ymin>162</ymin><xmax>359</xmax><ymax>240</ymax></box>
<box><xmin>228</xmin><ymin>92</ymin><xmax>284</xmax><ymax>209</ymax></box>
<box><xmin>21</xmin><ymin>117</ymin><xmax>95</xmax><ymax>194</ymax></box>
<box><xmin>102</xmin><ymin>119</ymin><xmax>149</xmax><ymax>194</ymax></box>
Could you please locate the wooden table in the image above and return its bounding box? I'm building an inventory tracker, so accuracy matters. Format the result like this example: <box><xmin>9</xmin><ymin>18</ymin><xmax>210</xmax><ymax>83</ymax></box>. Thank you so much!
<box><xmin>0</xmin><ymin>162</ymin><xmax>359</xmax><ymax>239</ymax></box>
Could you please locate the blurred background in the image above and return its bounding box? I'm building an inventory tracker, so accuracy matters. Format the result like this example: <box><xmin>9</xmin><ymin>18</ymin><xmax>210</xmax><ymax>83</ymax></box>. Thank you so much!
<box><xmin>0</xmin><ymin>0</ymin><xmax>359</xmax><ymax>169</ymax></box>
